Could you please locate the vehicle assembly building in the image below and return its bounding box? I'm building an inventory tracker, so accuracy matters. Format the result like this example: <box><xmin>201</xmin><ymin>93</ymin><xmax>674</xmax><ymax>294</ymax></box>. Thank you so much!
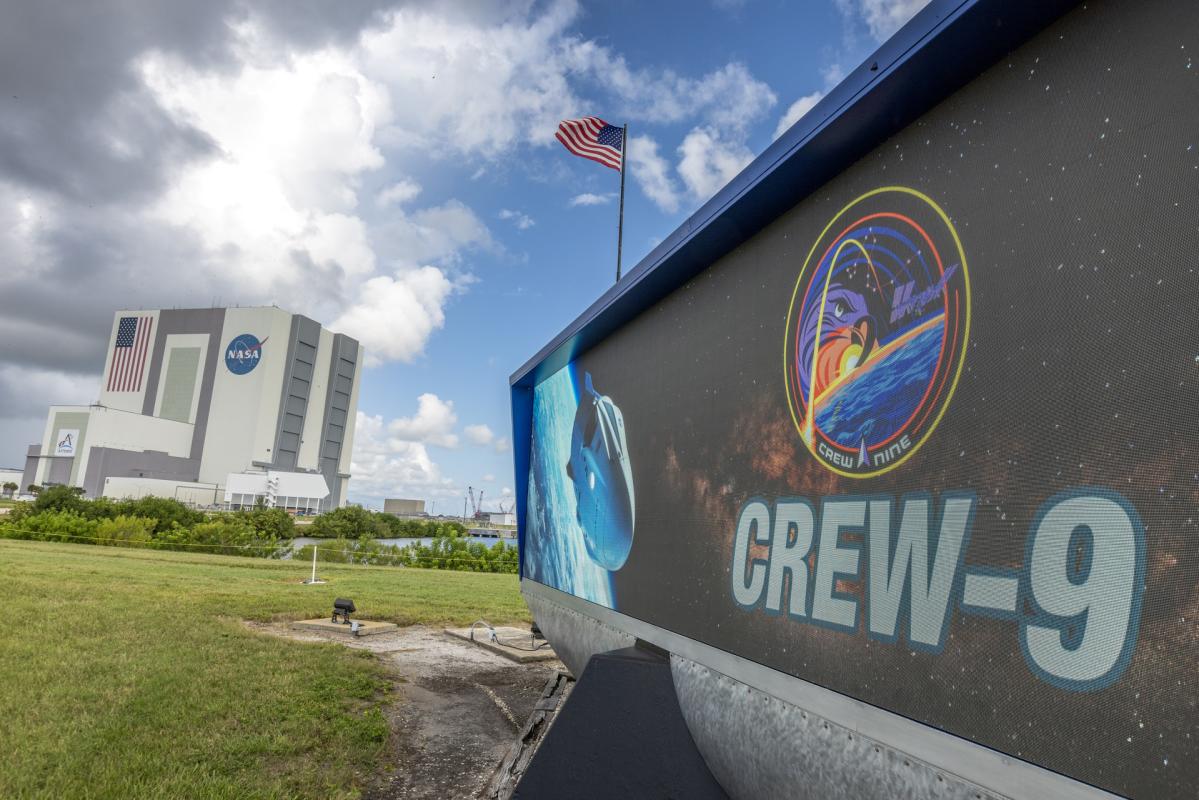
<box><xmin>23</xmin><ymin>306</ymin><xmax>362</xmax><ymax>510</ymax></box>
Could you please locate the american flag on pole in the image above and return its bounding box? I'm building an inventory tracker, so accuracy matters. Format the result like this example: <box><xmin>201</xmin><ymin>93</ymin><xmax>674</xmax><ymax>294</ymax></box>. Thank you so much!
<box><xmin>106</xmin><ymin>315</ymin><xmax>154</xmax><ymax>392</ymax></box>
<box><xmin>556</xmin><ymin>117</ymin><xmax>624</xmax><ymax>171</ymax></box>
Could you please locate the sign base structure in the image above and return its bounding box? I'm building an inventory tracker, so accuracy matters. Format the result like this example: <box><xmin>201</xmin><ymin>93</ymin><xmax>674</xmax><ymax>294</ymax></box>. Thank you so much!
<box><xmin>290</xmin><ymin>619</ymin><xmax>397</xmax><ymax>637</ymax></box>
<box><xmin>443</xmin><ymin>626</ymin><xmax>560</xmax><ymax>664</ymax></box>
<box><xmin>525</xmin><ymin>582</ymin><xmax>1120</xmax><ymax>800</ymax></box>
<box><xmin>514</xmin><ymin>645</ymin><xmax>727</xmax><ymax>800</ymax></box>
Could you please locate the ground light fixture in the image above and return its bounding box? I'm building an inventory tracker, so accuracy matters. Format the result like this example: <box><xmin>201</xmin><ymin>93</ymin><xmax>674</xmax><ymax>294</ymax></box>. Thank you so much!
<box><xmin>332</xmin><ymin>597</ymin><xmax>356</xmax><ymax>625</ymax></box>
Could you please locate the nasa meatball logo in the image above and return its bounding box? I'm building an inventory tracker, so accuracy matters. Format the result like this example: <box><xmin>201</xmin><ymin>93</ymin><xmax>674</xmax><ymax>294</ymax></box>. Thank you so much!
<box><xmin>784</xmin><ymin>186</ymin><xmax>970</xmax><ymax>478</ymax></box>
<box><xmin>225</xmin><ymin>333</ymin><xmax>267</xmax><ymax>375</ymax></box>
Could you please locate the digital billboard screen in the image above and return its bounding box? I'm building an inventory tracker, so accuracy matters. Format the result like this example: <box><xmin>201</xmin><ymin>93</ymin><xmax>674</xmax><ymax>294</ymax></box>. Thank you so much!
<box><xmin>521</xmin><ymin>1</ymin><xmax>1196</xmax><ymax>797</ymax></box>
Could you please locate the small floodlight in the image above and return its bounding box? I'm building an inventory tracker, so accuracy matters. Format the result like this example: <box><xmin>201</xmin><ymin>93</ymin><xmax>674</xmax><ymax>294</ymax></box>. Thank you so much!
<box><xmin>332</xmin><ymin>597</ymin><xmax>356</xmax><ymax>625</ymax></box>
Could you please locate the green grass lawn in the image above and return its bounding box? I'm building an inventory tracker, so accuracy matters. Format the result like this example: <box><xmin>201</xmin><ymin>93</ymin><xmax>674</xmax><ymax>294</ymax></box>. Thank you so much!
<box><xmin>0</xmin><ymin>539</ymin><xmax>530</xmax><ymax>799</ymax></box>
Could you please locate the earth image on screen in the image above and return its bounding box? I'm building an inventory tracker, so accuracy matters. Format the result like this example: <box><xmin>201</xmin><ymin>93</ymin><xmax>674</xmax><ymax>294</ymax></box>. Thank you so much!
<box><xmin>813</xmin><ymin>318</ymin><xmax>945</xmax><ymax>448</ymax></box>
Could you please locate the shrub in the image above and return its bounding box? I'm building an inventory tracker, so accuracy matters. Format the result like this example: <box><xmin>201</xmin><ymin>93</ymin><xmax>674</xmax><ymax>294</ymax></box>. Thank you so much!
<box><xmin>297</xmin><ymin>537</ymin><xmax>409</xmax><ymax>567</ymax></box>
<box><xmin>31</xmin><ymin>485</ymin><xmax>90</xmax><ymax>516</ymax></box>
<box><xmin>0</xmin><ymin>509</ymin><xmax>99</xmax><ymax>542</ymax></box>
<box><xmin>239</xmin><ymin>506</ymin><xmax>295</xmax><ymax>540</ymax></box>
<box><xmin>308</xmin><ymin>506</ymin><xmax>390</xmax><ymax>539</ymax></box>
<box><xmin>159</xmin><ymin>516</ymin><xmax>285</xmax><ymax>557</ymax></box>
<box><xmin>400</xmin><ymin>534</ymin><xmax>516</xmax><ymax>573</ymax></box>
<box><xmin>377</xmin><ymin>512</ymin><xmax>415</xmax><ymax>537</ymax></box>
<box><xmin>80</xmin><ymin>497</ymin><xmax>123</xmax><ymax>520</ymax></box>
<box><xmin>3</xmin><ymin>501</ymin><xmax>34</xmax><ymax>526</ymax></box>
<box><xmin>296</xmin><ymin>538</ymin><xmax>353</xmax><ymax>565</ymax></box>
<box><xmin>94</xmin><ymin>515</ymin><xmax>156</xmax><ymax>548</ymax></box>
<box><xmin>190</xmin><ymin>518</ymin><xmax>255</xmax><ymax>550</ymax></box>
<box><xmin>377</xmin><ymin>514</ymin><xmax>468</xmax><ymax>539</ymax></box>
<box><xmin>112</xmin><ymin>496</ymin><xmax>205</xmax><ymax>534</ymax></box>
<box><xmin>436</xmin><ymin>520</ymin><xmax>467</xmax><ymax>538</ymax></box>
<box><xmin>309</xmin><ymin>507</ymin><xmax>471</xmax><ymax>540</ymax></box>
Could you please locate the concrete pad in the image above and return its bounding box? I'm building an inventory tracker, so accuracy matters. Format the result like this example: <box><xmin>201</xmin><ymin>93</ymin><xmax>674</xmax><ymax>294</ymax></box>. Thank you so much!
<box><xmin>246</xmin><ymin>622</ymin><xmax>566</xmax><ymax>797</ymax></box>
<box><xmin>291</xmin><ymin>618</ymin><xmax>398</xmax><ymax>636</ymax></box>
<box><xmin>444</xmin><ymin>626</ymin><xmax>558</xmax><ymax>663</ymax></box>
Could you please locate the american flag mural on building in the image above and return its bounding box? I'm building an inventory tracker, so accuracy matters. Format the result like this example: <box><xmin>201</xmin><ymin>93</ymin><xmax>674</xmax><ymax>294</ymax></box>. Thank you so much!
<box><xmin>106</xmin><ymin>315</ymin><xmax>153</xmax><ymax>392</ymax></box>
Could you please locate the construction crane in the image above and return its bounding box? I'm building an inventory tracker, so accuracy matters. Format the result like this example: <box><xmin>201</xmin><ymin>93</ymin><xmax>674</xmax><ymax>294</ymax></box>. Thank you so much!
<box><xmin>467</xmin><ymin>486</ymin><xmax>487</xmax><ymax>521</ymax></box>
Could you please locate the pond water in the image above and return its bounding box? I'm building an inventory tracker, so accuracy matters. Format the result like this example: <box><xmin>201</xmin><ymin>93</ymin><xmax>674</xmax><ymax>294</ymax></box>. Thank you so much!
<box><xmin>290</xmin><ymin>535</ymin><xmax>515</xmax><ymax>550</ymax></box>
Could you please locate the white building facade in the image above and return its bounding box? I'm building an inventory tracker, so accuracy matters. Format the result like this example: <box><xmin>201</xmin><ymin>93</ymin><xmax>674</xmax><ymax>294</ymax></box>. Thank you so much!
<box><xmin>23</xmin><ymin>307</ymin><xmax>363</xmax><ymax>509</ymax></box>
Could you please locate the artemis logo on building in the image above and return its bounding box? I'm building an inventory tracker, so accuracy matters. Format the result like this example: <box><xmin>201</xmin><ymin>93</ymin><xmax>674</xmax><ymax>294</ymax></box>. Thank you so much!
<box><xmin>55</xmin><ymin>429</ymin><xmax>79</xmax><ymax>457</ymax></box>
<box><xmin>225</xmin><ymin>334</ymin><xmax>267</xmax><ymax>375</ymax></box>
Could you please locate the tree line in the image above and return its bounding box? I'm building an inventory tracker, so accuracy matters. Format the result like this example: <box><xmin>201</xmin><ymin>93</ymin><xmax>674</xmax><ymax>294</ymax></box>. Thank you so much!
<box><xmin>0</xmin><ymin>486</ymin><xmax>516</xmax><ymax>572</ymax></box>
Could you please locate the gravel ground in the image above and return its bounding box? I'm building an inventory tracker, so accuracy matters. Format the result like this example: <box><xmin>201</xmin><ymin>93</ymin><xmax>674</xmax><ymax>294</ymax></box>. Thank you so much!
<box><xmin>247</xmin><ymin>622</ymin><xmax>565</xmax><ymax>799</ymax></box>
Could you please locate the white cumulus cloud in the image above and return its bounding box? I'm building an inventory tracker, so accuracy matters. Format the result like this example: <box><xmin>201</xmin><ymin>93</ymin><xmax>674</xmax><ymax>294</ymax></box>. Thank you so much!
<box><xmin>386</xmin><ymin>393</ymin><xmax>459</xmax><ymax>448</ymax></box>
<box><xmin>332</xmin><ymin>268</ymin><xmax>459</xmax><ymax>366</ymax></box>
<box><xmin>773</xmin><ymin>91</ymin><xmax>825</xmax><ymax>140</ymax></box>
<box><xmin>144</xmin><ymin>46</ymin><xmax>386</xmax><ymax>319</ymax></box>
<box><xmin>837</xmin><ymin>0</ymin><xmax>929</xmax><ymax>42</ymax></box>
<box><xmin>373</xmin><ymin>200</ymin><xmax>493</xmax><ymax>271</ymax></box>
<box><xmin>142</xmin><ymin>29</ymin><xmax>496</xmax><ymax>371</ymax></box>
<box><xmin>627</xmin><ymin>135</ymin><xmax>681</xmax><ymax>213</ymax></box>
<box><xmin>350</xmin><ymin>411</ymin><xmax>456</xmax><ymax>503</ymax></box>
<box><xmin>359</xmin><ymin>2</ymin><xmax>582</xmax><ymax>158</ymax></box>
<box><xmin>498</xmin><ymin>209</ymin><xmax>535</xmax><ymax>230</ymax></box>
<box><xmin>676</xmin><ymin>127</ymin><xmax>754</xmax><ymax>202</ymax></box>
<box><xmin>565</xmin><ymin>52</ymin><xmax>776</xmax><ymax>135</ymax></box>
<box><xmin>376</xmin><ymin>179</ymin><xmax>422</xmax><ymax>207</ymax></box>
<box><xmin>464</xmin><ymin>424</ymin><xmax>495</xmax><ymax>446</ymax></box>
<box><xmin>568</xmin><ymin>192</ymin><xmax>613</xmax><ymax>207</ymax></box>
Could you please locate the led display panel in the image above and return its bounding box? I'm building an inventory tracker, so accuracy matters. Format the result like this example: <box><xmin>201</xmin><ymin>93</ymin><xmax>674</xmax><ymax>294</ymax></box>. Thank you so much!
<box><xmin>522</xmin><ymin>2</ymin><xmax>1196</xmax><ymax>796</ymax></box>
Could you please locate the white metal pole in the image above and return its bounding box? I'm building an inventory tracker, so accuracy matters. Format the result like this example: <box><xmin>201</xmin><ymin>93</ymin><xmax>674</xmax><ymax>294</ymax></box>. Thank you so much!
<box><xmin>310</xmin><ymin>545</ymin><xmax>318</xmax><ymax>583</ymax></box>
<box><xmin>616</xmin><ymin>123</ymin><xmax>628</xmax><ymax>282</ymax></box>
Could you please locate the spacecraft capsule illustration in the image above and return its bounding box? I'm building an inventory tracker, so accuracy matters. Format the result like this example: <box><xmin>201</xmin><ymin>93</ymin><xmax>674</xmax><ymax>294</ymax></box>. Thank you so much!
<box><xmin>565</xmin><ymin>372</ymin><xmax>636</xmax><ymax>570</ymax></box>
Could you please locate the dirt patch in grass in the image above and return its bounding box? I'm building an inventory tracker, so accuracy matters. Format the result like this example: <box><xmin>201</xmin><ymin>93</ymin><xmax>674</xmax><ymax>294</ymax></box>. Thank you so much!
<box><xmin>248</xmin><ymin>622</ymin><xmax>566</xmax><ymax>799</ymax></box>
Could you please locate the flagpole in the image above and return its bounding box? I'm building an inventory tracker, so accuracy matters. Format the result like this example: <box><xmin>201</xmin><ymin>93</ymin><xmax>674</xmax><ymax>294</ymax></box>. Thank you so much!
<box><xmin>616</xmin><ymin>123</ymin><xmax>628</xmax><ymax>282</ymax></box>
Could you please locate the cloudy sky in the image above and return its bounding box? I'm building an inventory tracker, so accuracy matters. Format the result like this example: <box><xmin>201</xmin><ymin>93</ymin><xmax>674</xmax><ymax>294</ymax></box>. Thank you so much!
<box><xmin>0</xmin><ymin>0</ymin><xmax>927</xmax><ymax>509</ymax></box>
